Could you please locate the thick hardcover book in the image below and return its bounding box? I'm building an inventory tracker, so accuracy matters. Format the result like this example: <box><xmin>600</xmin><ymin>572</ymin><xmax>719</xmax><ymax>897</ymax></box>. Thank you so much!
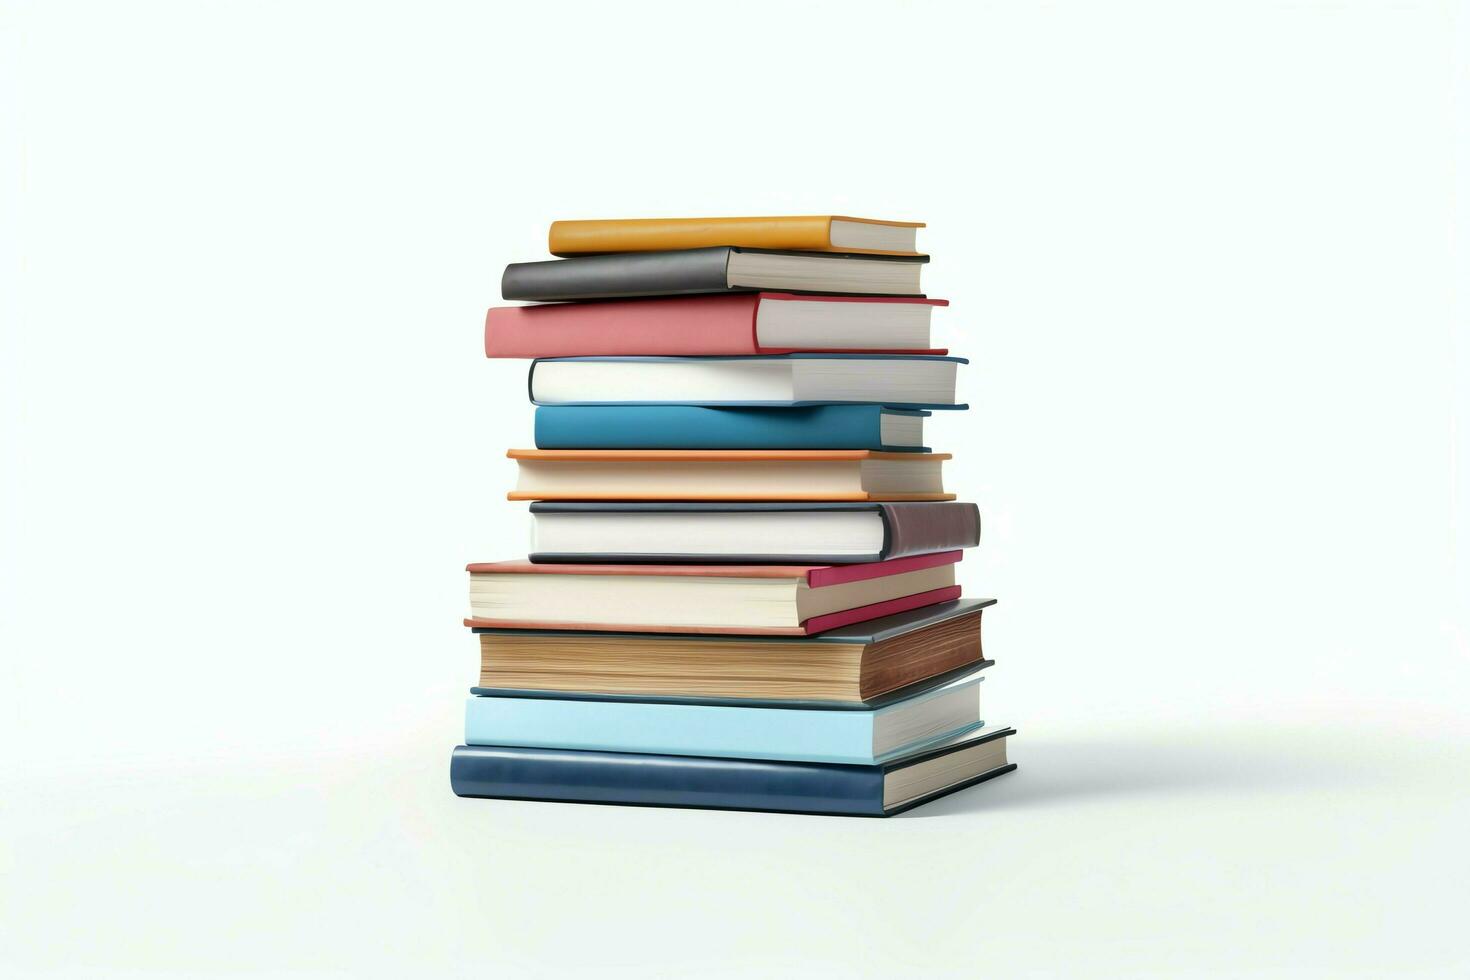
<box><xmin>465</xmin><ymin>551</ymin><xmax>962</xmax><ymax>635</ymax></box>
<box><xmin>472</xmin><ymin>598</ymin><xmax>996</xmax><ymax>703</ymax></box>
<box><xmin>449</xmin><ymin>726</ymin><xmax>1017</xmax><ymax>817</ymax></box>
<box><xmin>507</xmin><ymin>449</ymin><xmax>954</xmax><ymax>502</ymax></box>
<box><xmin>548</xmin><ymin>215</ymin><xmax>926</xmax><ymax>257</ymax></box>
<box><xmin>533</xmin><ymin>405</ymin><xmax>931</xmax><ymax>452</ymax></box>
<box><xmin>485</xmin><ymin>293</ymin><xmax>949</xmax><ymax>358</ymax></box>
<box><xmin>528</xmin><ymin>501</ymin><xmax>980</xmax><ymax>564</ymax></box>
<box><xmin>501</xmin><ymin>247</ymin><xmax>928</xmax><ymax>302</ymax></box>
<box><xmin>469</xmin><ymin>659</ymin><xmax>996</xmax><ymax>709</ymax></box>
<box><xmin>463</xmin><ymin>670</ymin><xmax>984</xmax><ymax>765</ymax></box>
<box><xmin>526</xmin><ymin>354</ymin><xmax>965</xmax><ymax>410</ymax></box>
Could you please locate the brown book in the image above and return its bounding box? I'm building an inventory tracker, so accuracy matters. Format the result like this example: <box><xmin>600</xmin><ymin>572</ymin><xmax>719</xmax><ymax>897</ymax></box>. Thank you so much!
<box><xmin>472</xmin><ymin>598</ymin><xmax>994</xmax><ymax>704</ymax></box>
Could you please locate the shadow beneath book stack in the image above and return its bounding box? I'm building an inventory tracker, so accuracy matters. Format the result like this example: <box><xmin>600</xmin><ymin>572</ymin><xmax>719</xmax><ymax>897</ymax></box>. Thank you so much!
<box><xmin>901</xmin><ymin>727</ymin><xmax>1391</xmax><ymax>818</ymax></box>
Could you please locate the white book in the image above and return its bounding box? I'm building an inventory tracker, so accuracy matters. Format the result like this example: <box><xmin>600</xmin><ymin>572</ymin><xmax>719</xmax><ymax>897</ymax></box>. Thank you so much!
<box><xmin>528</xmin><ymin>355</ymin><xmax>967</xmax><ymax>408</ymax></box>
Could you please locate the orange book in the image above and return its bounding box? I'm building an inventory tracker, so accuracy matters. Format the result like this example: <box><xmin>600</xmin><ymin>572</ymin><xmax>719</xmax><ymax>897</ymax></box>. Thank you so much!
<box><xmin>548</xmin><ymin>215</ymin><xmax>925</xmax><ymax>257</ymax></box>
<box><xmin>506</xmin><ymin>449</ymin><xmax>954</xmax><ymax>502</ymax></box>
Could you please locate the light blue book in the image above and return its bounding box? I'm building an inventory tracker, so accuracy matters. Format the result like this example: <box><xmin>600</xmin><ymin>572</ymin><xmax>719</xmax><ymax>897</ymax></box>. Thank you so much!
<box><xmin>463</xmin><ymin>670</ymin><xmax>984</xmax><ymax>765</ymax></box>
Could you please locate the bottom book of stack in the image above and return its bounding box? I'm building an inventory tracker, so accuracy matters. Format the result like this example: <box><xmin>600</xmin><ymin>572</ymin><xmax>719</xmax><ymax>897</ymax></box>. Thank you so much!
<box><xmin>450</xmin><ymin>599</ymin><xmax>1016</xmax><ymax>816</ymax></box>
<box><xmin>451</xmin><ymin>726</ymin><xmax>1015</xmax><ymax>817</ymax></box>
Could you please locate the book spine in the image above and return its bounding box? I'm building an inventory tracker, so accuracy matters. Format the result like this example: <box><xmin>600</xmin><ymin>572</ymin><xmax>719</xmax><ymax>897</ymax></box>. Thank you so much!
<box><xmin>533</xmin><ymin>404</ymin><xmax>896</xmax><ymax>450</ymax></box>
<box><xmin>806</xmin><ymin>550</ymin><xmax>961</xmax><ymax>588</ymax></box>
<box><xmin>802</xmin><ymin>585</ymin><xmax>962</xmax><ymax>634</ymax></box>
<box><xmin>485</xmin><ymin>294</ymin><xmax>760</xmax><ymax>358</ymax></box>
<box><xmin>501</xmin><ymin>247</ymin><xmax>734</xmax><ymax>301</ymax></box>
<box><xmin>879</xmin><ymin>503</ymin><xmax>982</xmax><ymax>559</ymax></box>
<box><xmin>450</xmin><ymin>744</ymin><xmax>887</xmax><ymax>815</ymax></box>
<box><xmin>464</xmin><ymin>697</ymin><xmax>877</xmax><ymax>764</ymax></box>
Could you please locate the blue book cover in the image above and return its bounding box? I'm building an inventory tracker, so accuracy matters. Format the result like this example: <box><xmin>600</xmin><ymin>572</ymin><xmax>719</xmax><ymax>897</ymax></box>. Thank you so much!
<box><xmin>534</xmin><ymin>404</ymin><xmax>932</xmax><ymax>451</ymax></box>
<box><xmin>450</xmin><ymin>725</ymin><xmax>1017</xmax><ymax>817</ymax></box>
<box><xmin>464</xmin><ymin>671</ymin><xmax>984</xmax><ymax>765</ymax></box>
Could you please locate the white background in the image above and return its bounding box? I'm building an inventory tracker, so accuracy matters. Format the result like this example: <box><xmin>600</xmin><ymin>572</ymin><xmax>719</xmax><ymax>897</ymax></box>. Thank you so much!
<box><xmin>3</xmin><ymin>1</ymin><xmax>1468</xmax><ymax>976</ymax></box>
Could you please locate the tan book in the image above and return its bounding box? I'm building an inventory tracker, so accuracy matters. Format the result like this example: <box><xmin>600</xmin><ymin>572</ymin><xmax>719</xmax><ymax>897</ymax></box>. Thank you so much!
<box><xmin>507</xmin><ymin>449</ymin><xmax>954</xmax><ymax>502</ymax></box>
<box><xmin>472</xmin><ymin>598</ymin><xmax>994</xmax><ymax>703</ymax></box>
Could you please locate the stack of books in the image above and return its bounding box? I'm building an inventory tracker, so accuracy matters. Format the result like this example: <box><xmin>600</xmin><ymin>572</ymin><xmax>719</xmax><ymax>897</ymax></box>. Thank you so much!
<box><xmin>451</xmin><ymin>215</ymin><xmax>1016</xmax><ymax>816</ymax></box>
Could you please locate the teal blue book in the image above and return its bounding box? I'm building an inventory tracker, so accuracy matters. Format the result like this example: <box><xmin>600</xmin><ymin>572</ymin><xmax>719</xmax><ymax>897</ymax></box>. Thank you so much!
<box><xmin>534</xmin><ymin>404</ymin><xmax>931</xmax><ymax>451</ymax></box>
<box><xmin>464</xmin><ymin>671</ymin><xmax>984</xmax><ymax>765</ymax></box>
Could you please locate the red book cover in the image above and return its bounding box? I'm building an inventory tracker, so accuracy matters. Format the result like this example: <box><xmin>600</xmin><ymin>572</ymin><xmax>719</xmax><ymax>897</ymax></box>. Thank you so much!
<box><xmin>465</xmin><ymin>550</ymin><xmax>959</xmax><ymax>586</ymax></box>
<box><xmin>484</xmin><ymin>293</ymin><xmax>949</xmax><ymax>358</ymax></box>
<box><xmin>462</xmin><ymin>587</ymin><xmax>963</xmax><ymax>637</ymax></box>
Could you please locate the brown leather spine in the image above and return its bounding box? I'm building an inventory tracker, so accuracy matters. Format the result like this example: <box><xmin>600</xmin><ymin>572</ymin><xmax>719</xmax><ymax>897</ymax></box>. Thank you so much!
<box><xmin>859</xmin><ymin>611</ymin><xmax>985</xmax><ymax>699</ymax></box>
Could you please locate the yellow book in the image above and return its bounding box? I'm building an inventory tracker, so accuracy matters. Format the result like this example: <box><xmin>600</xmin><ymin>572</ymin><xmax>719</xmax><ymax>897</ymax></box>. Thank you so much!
<box><xmin>548</xmin><ymin>215</ymin><xmax>925</xmax><ymax>257</ymax></box>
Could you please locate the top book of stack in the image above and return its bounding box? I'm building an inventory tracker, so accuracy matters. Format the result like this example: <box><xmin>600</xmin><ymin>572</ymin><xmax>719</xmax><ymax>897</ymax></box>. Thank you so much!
<box><xmin>504</xmin><ymin>215</ymin><xmax>927</xmax><ymax>303</ymax></box>
<box><xmin>546</xmin><ymin>216</ymin><xmax>926</xmax><ymax>256</ymax></box>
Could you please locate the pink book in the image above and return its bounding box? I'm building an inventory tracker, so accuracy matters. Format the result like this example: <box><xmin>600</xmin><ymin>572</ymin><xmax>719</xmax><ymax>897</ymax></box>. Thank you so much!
<box><xmin>484</xmin><ymin>292</ymin><xmax>950</xmax><ymax>358</ymax></box>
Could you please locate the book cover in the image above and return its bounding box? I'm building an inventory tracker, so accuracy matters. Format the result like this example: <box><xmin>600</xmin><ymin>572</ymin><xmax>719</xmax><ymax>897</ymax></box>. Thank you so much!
<box><xmin>501</xmin><ymin>247</ymin><xmax>929</xmax><ymax>302</ymax></box>
<box><xmin>467</xmin><ymin>549</ymin><xmax>959</xmax><ymax>585</ymax></box>
<box><xmin>526</xmin><ymin>354</ymin><xmax>967</xmax><ymax>410</ymax></box>
<box><xmin>470</xmin><ymin>594</ymin><xmax>994</xmax><ymax>640</ymax></box>
<box><xmin>463</xmin><ymin>670</ymin><xmax>984</xmax><ymax>764</ymax></box>
<box><xmin>532</xmin><ymin>405</ymin><xmax>931</xmax><ymax>452</ymax></box>
<box><xmin>507</xmin><ymin>448</ymin><xmax>955</xmax><ymax>503</ymax></box>
<box><xmin>485</xmin><ymin>293</ymin><xmax>948</xmax><ymax>358</ymax></box>
<box><xmin>547</xmin><ymin>215</ymin><xmax>926</xmax><ymax>257</ymax></box>
<box><xmin>527</xmin><ymin>501</ymin><xmax>980</xmax><ymax>564</ymax></box>
<box><xmin>468</xmin><ymin>658</ymin><xmax>996</xmax><ymax>709</ymax></box>
<box><xmin>449</xmin><ymin>726</ymin><xmax>1017</xmax><ymax>817</ymax></box>
<box><xmin>471</xmin><ymin>598</ymin><xmax>995</xmax><ymax>701</ymax></box>
<box><xmin>464</xmin><ymin>551</ymin><xmax>963</xmax><ymax>635</ymax></box>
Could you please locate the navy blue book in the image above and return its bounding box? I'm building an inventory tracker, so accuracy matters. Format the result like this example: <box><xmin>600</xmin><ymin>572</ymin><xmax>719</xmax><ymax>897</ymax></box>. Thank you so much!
<box><xmin>534</xmin><ymin>404</ymin><xmax>931</xmax><ymax>451</ymax></box>
<box><xmin>450</xmin><ymin>726</ymin><xmax>1016</xmax><ymax>817</ymax></box>
<box><xmin>527</xmin><ymin>354</ymin><xmax>967</xmax><ymax>410</ymax></box>
<box><xmin>528</xmin><ymin>501</ymin><xmax>980</xmax><ymax>564</ymax></box>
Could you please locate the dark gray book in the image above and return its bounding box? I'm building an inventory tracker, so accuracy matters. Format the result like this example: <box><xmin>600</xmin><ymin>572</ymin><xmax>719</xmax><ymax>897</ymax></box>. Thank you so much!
<box><xmin>502</xmin><ymin>247</ymin><xmax>929</xmax><ymax>301</ymax></box>
<box><xmin>528</xmin><ymin>501</ymin><xmax>980</xmax><ymax>564</ymax></box>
